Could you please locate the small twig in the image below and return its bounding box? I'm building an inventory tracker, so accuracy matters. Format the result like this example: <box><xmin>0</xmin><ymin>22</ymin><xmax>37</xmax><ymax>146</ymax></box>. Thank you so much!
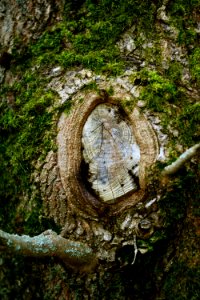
<box><xmin>131</xmin><ymin>235</ymin><xmax>138</xmax><ymax>265</ymax></box>
<box><xmin>162</xmin><ymin>143</ymin><xmax>200</xmax><ymax>176</ymax></box>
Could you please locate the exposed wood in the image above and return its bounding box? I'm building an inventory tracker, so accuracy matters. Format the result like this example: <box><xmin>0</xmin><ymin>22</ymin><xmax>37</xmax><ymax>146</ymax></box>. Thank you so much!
<box><xmin>82</xmin><ymin>103</ymin><xmax>140</xmax><ymax>203</ymax></box>
<box><xmin>57</xmin><ymin>90</ymin><xmax>159</xmax><ymax>218</ymax></box>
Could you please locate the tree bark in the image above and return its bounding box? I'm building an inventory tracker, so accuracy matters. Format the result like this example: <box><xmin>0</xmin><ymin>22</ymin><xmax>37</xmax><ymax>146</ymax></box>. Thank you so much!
<box><xmin>1</xmin><ymin>144</ymin><xmax>199</xmax><ymax>272</ymax></box>
<box><xmin>0</xmin><ymin>229</ymin><xmax>97</xmax><ymax>271</ymax></box>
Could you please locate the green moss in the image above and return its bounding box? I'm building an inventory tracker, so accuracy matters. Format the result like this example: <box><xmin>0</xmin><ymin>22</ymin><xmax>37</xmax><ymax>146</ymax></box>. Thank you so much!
<box><xmin>107</xmin><ymin>85</ymin><xmax>114</xmax><ymax>96</ymax></box>
<box><xmin>11</xmin><ymin>0</ymin><xmax>164</xmax><ymax>76</ymax></box>
<box><xmin>0</xmin><ymin>71</ymin><xmax>59</xmax><ymax>234</ymax></box>
<box><xmin>142</xmin><ymin>167</ymin><xmax>198</xmax><ymax>255</ymax></box>
<box><xmin>189</xmin><ymin>47</ymin><xmax>200</xmax><ymax>84</ymax></box>
<box><xmin>176</xmin><ymin>102</ymin><xmax>200</xmax><ymax>145</ymax></box>
<box><xmin>164</xmin><ymin>263</ymin><xmax>200</xmax><ymax>300</ymax></box>
<box><xmin>81</xmin><ymin>81</ymin><xmax>98</xmax><ymax>93</ymax></box>
<box><xmin>168</xmin><ymin>0</ymin><xmax>200</xmax><ymax>49</ymax></box>
<box><xmin>0</xmin><ymin>0</ymin><xmax>166</xmax><ymax>237</ymax></box>
<box><xmin>158</xmin><ymin>169</ymin><xmax>198</xmax><ymax>249</ymax></box>
<box><xmin>137</xmin><ymin>239</ymin><xmax>154</xmax><ymax>252</ymax></box>
<box><xmin>159</xmin><ymin>176</ymin><xmax>188</xmax><ymax>227</ymax></box>
<box><xmin>133</xmin><ymin>67</ymin><xmax>199</xmax><ymax>149</ymax></box>
<box><xmin>1</xmin><ymin>1</ymin><xmax>199</xmax><ymax>298</ymax></box>
<box><xmin>121</xmin><ymin>97</ymin><xmax>136</xmax><ymax>112</ymax></box>
<box><xmin>138</xmin><ymin>69</ymin><xmax>178</xmax><ymax>112</ymax></box>
<box><xmin>165</xmin><ymin>61</ymin><xmax>183</xmax><ymax>84</ymax></box>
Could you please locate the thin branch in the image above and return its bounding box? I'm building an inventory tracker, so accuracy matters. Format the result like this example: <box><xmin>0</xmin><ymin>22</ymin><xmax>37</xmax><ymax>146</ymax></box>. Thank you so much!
<box><xmin>162</xmin><ymin>143</ymin><xmax>200</xmax><ymax>176</ymax></box>
<box><xmin>0</xmin><ymin>229</ymin><xmax>97</xmax><ymax>271</ymax></box>
<box><xmin>131</xmin><ymin>235</ymin><xmax>138</xmax><ymax>265</ymax></box>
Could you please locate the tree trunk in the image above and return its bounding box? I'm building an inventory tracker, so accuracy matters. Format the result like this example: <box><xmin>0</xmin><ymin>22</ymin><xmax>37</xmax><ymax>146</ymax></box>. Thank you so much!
<box><xmin>0</xmin><ymin>1</ymin><xmax>199</xmax><ymax>299</ymax></box>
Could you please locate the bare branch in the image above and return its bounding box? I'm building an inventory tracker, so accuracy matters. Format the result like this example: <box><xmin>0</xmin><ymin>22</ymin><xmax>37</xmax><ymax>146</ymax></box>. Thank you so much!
<box><xmin>131</xmin><ymin>235</ymin><xmax>138</xmax><ymax>265</ymax></box>
<box><xmin>0</xmin><ymin>229</ymin><xmax>97</xmax><ymax>271</ymax></box>
<box><xmin>162</xmin><ymin>143</ymin><xmax>200</xmax><ymax>176</ymax></box>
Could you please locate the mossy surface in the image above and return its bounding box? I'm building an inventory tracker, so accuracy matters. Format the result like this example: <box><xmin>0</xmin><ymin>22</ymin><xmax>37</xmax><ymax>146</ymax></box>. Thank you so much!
<box><xmin>0</xmin><ymin>71</ymin><xmax>60</xmax><ymax>234</ymax></box>
<box><xmin>0</xmin><ymin>0</ymin><xmax>165</xmax><ymax>234</ymax></box>
<box><xmin>0</xmin><ymin>0</ymin><xmax>200</xmax><ymax>299</ymax></box>
<box><xmin>12</xmin><ymin>0</ymin><xmax>164</xmax><ymax>76</ymax></box>
<box><xmin>131</xmin><ymin>67</ymin><xmax>200</xmax><ymax>151</ymax></box>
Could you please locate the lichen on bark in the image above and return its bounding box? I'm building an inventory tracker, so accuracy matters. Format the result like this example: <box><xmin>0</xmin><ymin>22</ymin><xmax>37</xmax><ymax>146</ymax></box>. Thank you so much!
<box><xmin>0</xmin><ymin>229</ymin><xmax>97</xmax><ymax>271</ymax></box>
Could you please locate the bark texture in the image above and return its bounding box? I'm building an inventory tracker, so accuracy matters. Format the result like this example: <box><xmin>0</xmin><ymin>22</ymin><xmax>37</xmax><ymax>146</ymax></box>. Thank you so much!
<box><xmin>0</xmin><ymin>0</ymin><xmax>199</xmax><ymax>299</ymax></box>
<box><xmin>0</xmin><ymin>229</ymin><xmax>96</xmax><ymax>271</ymax></box>
<box><xmin>0</xmin><ymin>0</ymin><xmax>64</xmax><ymax>52</ymax></box>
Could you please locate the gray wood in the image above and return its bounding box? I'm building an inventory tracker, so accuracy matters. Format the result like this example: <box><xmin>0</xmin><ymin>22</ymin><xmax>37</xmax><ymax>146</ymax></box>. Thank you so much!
<box><xmin>82</xmin><ymin>104</ymin><xmax>140</xmax><ymax>203</ymax></box>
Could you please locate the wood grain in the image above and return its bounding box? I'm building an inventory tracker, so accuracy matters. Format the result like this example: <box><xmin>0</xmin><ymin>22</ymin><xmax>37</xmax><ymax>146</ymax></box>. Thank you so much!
<box><xmin>57</xmin><ymin>90</ymin><xmax>159</xmax><ymax>218</ymax></box>
<box><xmin>82</xmin><ymin>104</ymin><xmax>140</xmax><ymax>203</ymax></box>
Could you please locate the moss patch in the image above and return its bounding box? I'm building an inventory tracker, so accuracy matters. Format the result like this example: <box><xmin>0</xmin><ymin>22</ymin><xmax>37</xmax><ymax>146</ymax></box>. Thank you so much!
<box><xmin>11</xmin><ymin>0</ymin><xmax>165</xmax><ymax>76</ymax></box>
<box><xmin>189</xmin><ymin>47</ymin><xmax>200</xmax><ymax>85</ymax></box>
<box><xmin>131</xmin><ymin>68</ymin><xmax>200</xmax><ymax>153</ymax></box>
<box><xmin>0</xmin><ymin>70</ymin><xmax>59</xmax><ymax>233</ymax></box>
